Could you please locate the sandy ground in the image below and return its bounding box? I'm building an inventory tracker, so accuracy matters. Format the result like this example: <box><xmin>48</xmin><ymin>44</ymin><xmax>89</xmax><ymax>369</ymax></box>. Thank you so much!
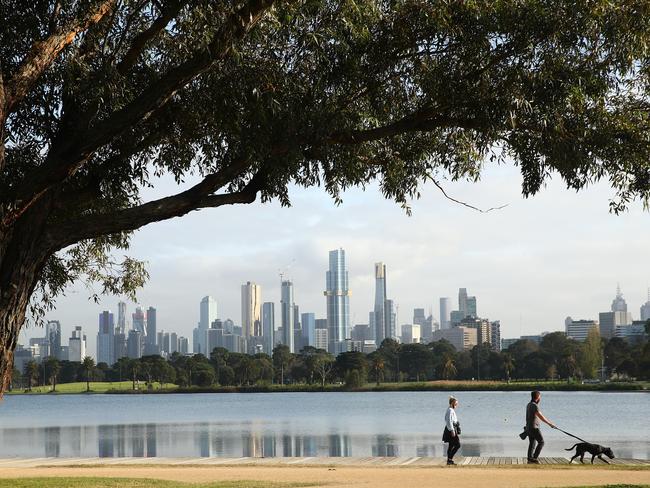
<box><xmin>0</xmin><ymin>465</ymin><xmax>649</xmax><ymax>487</ymax></box>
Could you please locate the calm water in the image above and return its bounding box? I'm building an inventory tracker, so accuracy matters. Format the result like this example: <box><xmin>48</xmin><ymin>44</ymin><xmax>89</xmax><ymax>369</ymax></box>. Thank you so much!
<box><xmin>0</xmin><ymin>391</ymin><xmax>648</xmax><ymax>458</ymax></box>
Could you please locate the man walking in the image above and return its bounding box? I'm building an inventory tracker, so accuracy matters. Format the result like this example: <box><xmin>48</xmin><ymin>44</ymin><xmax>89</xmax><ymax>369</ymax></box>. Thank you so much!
<box><xmin>526</xmin><ymin>390</ymin><xmax>556</xmax><ymax>464</ymax></box>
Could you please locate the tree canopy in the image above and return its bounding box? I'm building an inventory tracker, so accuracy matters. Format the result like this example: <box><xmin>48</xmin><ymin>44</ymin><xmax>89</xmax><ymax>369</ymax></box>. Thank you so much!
<box><xmin>1</xmin><ymin>0</ymin><xmax>650</xmax><ymax>393</ymax></box>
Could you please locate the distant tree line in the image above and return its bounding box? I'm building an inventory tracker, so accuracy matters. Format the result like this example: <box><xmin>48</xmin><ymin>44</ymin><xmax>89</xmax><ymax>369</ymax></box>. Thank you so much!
<box><xmin>12</xmin><ymin>325</ymin><xmax>650</xmax><ymax>391</ymax></box>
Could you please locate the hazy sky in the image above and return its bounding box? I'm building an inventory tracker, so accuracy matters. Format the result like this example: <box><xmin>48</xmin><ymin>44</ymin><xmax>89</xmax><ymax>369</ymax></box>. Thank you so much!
<box><xmin>20</xmin><ymin>163</ymin><xmax>650</xmax><ymax>357</ymax></box>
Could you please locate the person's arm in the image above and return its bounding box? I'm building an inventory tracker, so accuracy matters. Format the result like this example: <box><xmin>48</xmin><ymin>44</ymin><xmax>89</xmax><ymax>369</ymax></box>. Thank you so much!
<box><xmin>535</xmin><ymin>410</ymin><xmax>556</xmax><ymax>428</ymax></box>
<box><xmin>445</xmin><ymin>409</ymin><xmax>456</xmax><ymax>436</ymax></box>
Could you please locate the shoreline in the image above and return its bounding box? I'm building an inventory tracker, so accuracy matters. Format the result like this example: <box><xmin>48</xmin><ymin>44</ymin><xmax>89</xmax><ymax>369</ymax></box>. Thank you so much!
<box><xmin>8</xmin><ymin>380</ymin><xmax>648</xmax><ymax>395</ymax></box>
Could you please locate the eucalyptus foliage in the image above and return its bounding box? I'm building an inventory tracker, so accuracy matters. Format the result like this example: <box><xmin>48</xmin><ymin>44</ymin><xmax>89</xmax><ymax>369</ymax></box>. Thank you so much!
<box><xmin>0</xmin><ymin>0</ymin><xmax>649</xmax><ymax>392</ymax></box>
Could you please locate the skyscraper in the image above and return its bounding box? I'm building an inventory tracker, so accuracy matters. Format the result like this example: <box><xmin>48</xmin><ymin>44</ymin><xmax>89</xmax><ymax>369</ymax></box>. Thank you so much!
<box><xmin>641</xmin><ymin>289</ymin><xmax>650</xmax><ymax>321</ymax></box>
<box><xmin>68</xmin><ymin>326</ymin><xmax>86</xmax><ymax>362</ymax></box>
<box><xmin>97</xmin><ymin>311</ymin><xmax>114</xmax><ymax>365</ymax></box>
<box><xmin>325</xmin><ymin>249</ymin><xmax>350</xmax><ymax>354</ymax></box>
<box><xmin>262</xmin><ymin>302</ymin><xmax>275</xmax><ymax>354</ymax></box>
<box><xmin>467</xmin><ymin>296</ymin><xmax>477</xmax><ymax>318</ymax></box>
<box><xmin>44</xmin><ymin>320</ymin><xmax>62</xmax><ymax>359</ymax></box>
<box><xmin>385</xmin><ymin>299</ymin><xmax>396</xmax><ymax>340</ymax></box>
<box><xmin>194</xmin><ymin>296</ymin><xmax>217</xmax><ymax>354</ymax></box>
<box><xmin>132</xmin><ymin>307</ymin><xmax>146</xmax><ymax>335</ymax></box>
<box><xmin>281</xmin><ymin>281</ymin><xmax>295</xmax><ymax>352</ymax></box>
<box><xmin>241</xmin><ymin>282</ymin><xmax>262</xmax><ymax>338</ymax></box>
<box><xmin>373</xmin><ymin>262</ymin><xmax>388</xmax><ymax>345</ymax></box>
<box><xmin>301</xmin><ymin>313</ymin><xmax>316</xmax><ymax>347</ymax></box>
<box><xmin>611</xmin><ymin>284</ymin><xmax>628</xmax><ymax>312</ymax></box>
<box><xmin>458</xmin><ymin>288</ymin><xmax>468</xmax><ymax>317</ymax></box>
<box><xmin>439</xmin><ymin>297</ymin><xmax>451</xmax><ymax>329</ymax></box>
<box><xmin>144</xmin><ymin>306</ymin><xmax>157</xmax><ymax>355</ymax></box>
<box><xmin>117</xmin><ymin>301</ymin><xmax>127</xmax><ymax>333</ymax></box>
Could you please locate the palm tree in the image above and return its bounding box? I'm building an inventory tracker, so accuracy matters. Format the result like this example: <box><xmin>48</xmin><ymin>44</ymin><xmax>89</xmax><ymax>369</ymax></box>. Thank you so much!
<box><xmin>82</xmin><ymin>356</ymin><xmax>95</xmax><ymax>392</ymax></box>
<box><xmin>25</xmin><ymin>360</ymin><xmax>39</xmax><ymax>391</ymax></box>
<box><xmin>45</xmin><ymin>357</ymin><xmax>61</xmax><ymax>392</ymax></box>
<box><xmin>441</xmin><ymin>355</ymin><xmax>457</xmax><ymax>380</ymax></box>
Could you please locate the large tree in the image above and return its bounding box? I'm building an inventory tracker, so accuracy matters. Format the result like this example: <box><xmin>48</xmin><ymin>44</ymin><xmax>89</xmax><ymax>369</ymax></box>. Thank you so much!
<box><xmin>1</xmin><ymin>0</ymin><xmax>649</xmax><ymax>394</ymax></box>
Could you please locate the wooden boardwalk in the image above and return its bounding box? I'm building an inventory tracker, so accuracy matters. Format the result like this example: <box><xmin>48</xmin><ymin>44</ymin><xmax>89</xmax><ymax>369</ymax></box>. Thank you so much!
<box><xmin>0</xmin><ymin>456</ymin><xmax>647</xmax><ymax>468</ymax></box>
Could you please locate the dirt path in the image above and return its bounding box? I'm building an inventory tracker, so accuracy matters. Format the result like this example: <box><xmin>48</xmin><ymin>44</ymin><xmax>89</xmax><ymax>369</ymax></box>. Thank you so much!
<box><xmin>0</xmin><ymin>465</ymin><xmax>649</xmax><ymax>487</ymax></box>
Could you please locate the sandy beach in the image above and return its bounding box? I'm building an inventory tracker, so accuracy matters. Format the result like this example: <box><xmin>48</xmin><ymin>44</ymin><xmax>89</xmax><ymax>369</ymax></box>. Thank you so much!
<box><xmin>0</xmin><ymin>465</ymin><xmax>649</xmax><ymax>487</ymax></box>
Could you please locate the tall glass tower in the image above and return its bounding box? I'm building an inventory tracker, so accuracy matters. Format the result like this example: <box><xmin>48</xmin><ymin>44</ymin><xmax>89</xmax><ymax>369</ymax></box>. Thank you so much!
<box><xmin>325</xmin><ymin>249</ymin><xmax>350</xmax><ymax>354</ymax></box>
<box><xmin>373</xmin><ymin>262</ymin><xmax>388</xmax><ymax>345</ymax></box>
<box><xmin>281</xmin><ymin>281</ymin><xmax>295</xmax><ymax>352</ymax></box>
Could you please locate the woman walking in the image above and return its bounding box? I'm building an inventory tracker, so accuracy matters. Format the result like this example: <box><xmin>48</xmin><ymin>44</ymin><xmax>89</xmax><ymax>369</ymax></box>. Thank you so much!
<box><xmin>443</xmin><ymin>396</ymin><xmax>461</xmax><ymax>465</ymax></box>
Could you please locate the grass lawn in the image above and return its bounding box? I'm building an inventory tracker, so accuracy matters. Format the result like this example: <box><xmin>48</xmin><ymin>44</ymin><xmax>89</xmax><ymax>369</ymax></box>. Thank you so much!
<box><xmin>9</xmin><ymin>381</ymin><xmax>177</xmax><ymax>394</ymax></box>
<box><xmin>0</xmin><ymin>479</ymin><xmax>314</xmax><ymax>487</ymax></box>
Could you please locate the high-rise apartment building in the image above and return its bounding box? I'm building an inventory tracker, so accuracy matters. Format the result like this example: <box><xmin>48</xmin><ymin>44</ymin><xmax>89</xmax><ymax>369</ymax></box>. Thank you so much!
<box><xmin>170</xmin><ymin>332</ymin><xmax>178</xmax><ymax>354</ymax></box>
<box><xmin>127</xmin><ymin>329</ymin><xmax>142</xmax><ymax>359</ymax></box>
<box><xmin>117</xmin><ymin>301</ymin><xmax>127</xmax><ymax>333</ymax></box>
<box><xmin>385</xmin><ymin>299</ymin><xmax>396</xmax><ymax>340</ymax></box>
<box><xmin>241</xmin><ymin>282</ymin><xmax>262</xmax><ymax>338</ymax></box>
<box><xmin>431</xmin><ymin>326</ymin><xmax>478</xmax><ymax>351</ymax></box>
<box><xmin>325</xmin><ymin>249</ymin><xmax>350</xmax><ymax>354</ymax></box>
<box><xmin>262</xmin><ymin>302</ymin><xmax>275</xmax><ymax>354</ymax></box>
<box><xmin>144</xmin><ymin>306</ymin><xmax>157</xmax><ymax>354</ymax></box>
<box><xmin>97</xmin><ymin>311</ymin><xmax>114</xmax><ymax>365</ymax></box>
<box><xmin>373</xmin><ymin>262</ymin><xmax>388</xmax><ymax>344</ymax></box>
<box><xmin>178</xmin><ymin>336</ymin><xmax>189</xmax><ymax>354</ymax></box>
<box><xmin>401</xmin><ymin>324</ymin><xmax>421</xmax><ymax>344</ymax></box>
<box><xmin>281</xmin><ymin>281</ymin><xmax>295</xmax><ymax>352</ymax></box>
<box><xmin>439</xmin><ymin>297</ymin><xmax>451</xmax><ymax>329</ymax></box>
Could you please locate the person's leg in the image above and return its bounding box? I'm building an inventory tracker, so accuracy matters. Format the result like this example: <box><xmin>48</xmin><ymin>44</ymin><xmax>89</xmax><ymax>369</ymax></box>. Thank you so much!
<box><xmin>447</xmin><ymin>436</ymin><xmax>460</xmax><ymax>463</ymax></box>
<box><xmin>532</xmin><ymin>429</ymin><xmax>545</xmax><ymax>459</ymax></box>
<box><xmin>527</xmin><ymin>432</ymin><xmax>537</xmax><ymax>460</ymax></box>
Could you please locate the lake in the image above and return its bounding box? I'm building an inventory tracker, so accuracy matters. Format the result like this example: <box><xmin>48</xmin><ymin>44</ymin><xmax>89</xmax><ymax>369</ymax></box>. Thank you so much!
<box><xmin>0</xmin><ymin>391</ymin><xmax>648</xmax><ymax>458</ymax></box>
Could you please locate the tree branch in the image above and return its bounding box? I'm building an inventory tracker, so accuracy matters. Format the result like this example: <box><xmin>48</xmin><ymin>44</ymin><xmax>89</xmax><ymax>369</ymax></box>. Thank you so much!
<box><xmin>326</xmin><ymin>110</ymin><xmax>483</xmax><ymax>145</ymax></box>
<box><xmin>429</xmin><ymin>177</ymin><xmax>508</xmax><ymax>213</ymax></box>
<box><xmin>48</xmin><ymin>156</ymin><xmax>263</xmax><ymax>247</ymax></box>
<box><xmin>116</xmin><ymin>0</ymin><xmax>187</xmax><ymax>75</ymax></box>
<box><xmin>3</xmin><ymin>0</ymin><xmax>116</xmax><ymax>116</ymax></box>
<box><xmin>5</xmin><ymin>0</ymin><xmax>279</xmax><ymax>228</ymax></box>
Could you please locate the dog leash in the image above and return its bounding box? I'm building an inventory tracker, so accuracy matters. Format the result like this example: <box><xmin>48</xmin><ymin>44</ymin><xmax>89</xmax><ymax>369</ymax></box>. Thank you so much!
<box><xmin>554</xmin><ymin>426</ymin><xmax>588</xmax><ymax>443</ymax></box>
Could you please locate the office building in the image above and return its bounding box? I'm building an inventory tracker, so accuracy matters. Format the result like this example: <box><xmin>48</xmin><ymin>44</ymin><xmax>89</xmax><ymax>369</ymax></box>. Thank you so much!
<box><xmin>241</xmin><ymin>281</ymin><xmax>262</xmax><ymax>338</ymax></box>
<box><xmin>401</xmin><ymin>324</ymin><xmax>421</xmax><ymax>344</ymax></box>
<box><xmin>144</xmin><ymin>307</ymin><xmax>157</xmax><ymax>354</ymax></box>
<box><xmin>611</xmin><ymin>284</ymin><xmax>628</xmax><ymax>312</ymax></box>
<box><xmin>467</xmin><ymin>296</ymin><xmax>477</xmax><ymax>318</ymax></box>
<box><xmin>262</xmin><ymin>302</ymin><xmax>275</xmax><ymax>354</ymax></box>
<box><xmin>44</xmin><ymin>320</ymin><xmax>62</xmax><ymax>359</ymax></box>
<box><xmin>325</xmin><ymin>249</ymin><xmax>350</xmax><ymax>354</ymax></box>
<box><xmin>178</xmin><ymin>336</ymin><xmax>189</xmax><ymax>354</ymax></box>
<box><xmin>170</xmin><ymin>332</ymin><xmax>178</xmax><ymax>354</ymax></box>
<box><xmin>68</xmin><ymin>326</ymin><xmax>87</xmax><ymax>362</ymax></box>
<box><xmin>458</xmin><ymin>288</ymin><xmax>468</xmax><ymax>316</ymax></box>
<box><xmin>615</xmin><ymin>321</ymin><xmax>648</xmax><ymax>345</ymax></box>
<box><xmin>501</xmin><ymin>338</ymin><xmax>518</xmax><ymax>350</ymax></box>
<box><xmin>193</xmin><ymin>296</ymin><xmax>217</xmax><ymax>354</ymax></box>
<box><xmin>301</xmin><ymin>313</ymin><xmax>316</xmax><ymax>347</ymax></box>
<box><xmin>114</xmin><ymin>331</ymin><xmax>127</xmax><ymax>361</ymax></box>
<box><xmin>439</xmin><ymin>297</ymin><xmax>451</xmax><ymax>329</ymax></box>
<box><xmin>640</xmin><ymin>289</ymin><xmax>650</xmax><ymax>321</ymax></box>
<box><xmin>599</xmin><ymin>311</ymin><xmax>632</xmax><ymax>339</ymax></box>
<box><xmin>352</xmin><ymin>324</ymin><xmax>371</xmax><ymax>342</ymax></box>
<box><xmin>97</xmin><ymin>311</ymin><xmax>114</xmax><ymax>365</ymax></box>
<box><xmin>385</xmin><ymin>299</ymin><xmax>397</xmax><ymax>340</ymax></box>
<box><xmin>565</xmin><ymin>317</ymin><xmax>599</xmax><ymax>342</ymax></box>
<box><xmin>431</xmin><ymin>326</ymin><xmax>478</xmax><ymax>351</ymax></box>
<box><xmin>460</xmin><ymin>317</ymin><xmax>492</xmax><ymax>347</ymax></box>
<box><xmin>281</xmin><ymin>280</ymin><xmax>295</xmax><ymax>352</ymax></box>
<box><xmin>127</xmin><ymin>329</ymin><xmax>142</xmax><ymax>359</ymax></box>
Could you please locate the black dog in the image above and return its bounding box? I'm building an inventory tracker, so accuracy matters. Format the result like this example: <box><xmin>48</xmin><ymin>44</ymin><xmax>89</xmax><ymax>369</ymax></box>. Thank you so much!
<box><xmin>565</xmin><ymin>442</ymin><xmax>615</xmax><ymax>464</ymax></box>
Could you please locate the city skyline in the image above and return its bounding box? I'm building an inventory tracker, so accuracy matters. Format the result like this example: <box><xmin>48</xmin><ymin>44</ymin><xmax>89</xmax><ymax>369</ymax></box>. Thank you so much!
<box><xmin>18</xmin><ymin>166</ymin><xmax>650</xmax><ymax>353</ymax></box>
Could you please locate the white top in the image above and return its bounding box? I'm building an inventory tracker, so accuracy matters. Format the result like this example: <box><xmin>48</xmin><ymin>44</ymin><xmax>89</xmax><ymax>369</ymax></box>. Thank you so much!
<box><xmin>445</xmin><ymin>407</ymin><xmax>458</xmax><ymax>432</ymax></box>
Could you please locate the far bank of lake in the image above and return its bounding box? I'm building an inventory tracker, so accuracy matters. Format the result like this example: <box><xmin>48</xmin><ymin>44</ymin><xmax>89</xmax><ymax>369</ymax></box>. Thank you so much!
<box><xmin>8</xmin><ymin>379</ymin><xmax>649</xmax><ymax>395</ymax></box>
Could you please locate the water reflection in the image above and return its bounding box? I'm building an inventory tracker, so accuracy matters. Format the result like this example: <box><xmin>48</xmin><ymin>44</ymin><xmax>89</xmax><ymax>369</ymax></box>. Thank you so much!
<box><xmin>0</xmin><ymin>422</ymin><xmax>647</xmax><ymax>459</ymax></box>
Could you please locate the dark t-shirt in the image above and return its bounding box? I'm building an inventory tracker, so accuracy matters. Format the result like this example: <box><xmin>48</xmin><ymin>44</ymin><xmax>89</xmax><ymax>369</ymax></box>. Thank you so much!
<box><xmin>526</xmin><ymin>401</ymin><xmax>540</xmax><ymax>429</ymax></box>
